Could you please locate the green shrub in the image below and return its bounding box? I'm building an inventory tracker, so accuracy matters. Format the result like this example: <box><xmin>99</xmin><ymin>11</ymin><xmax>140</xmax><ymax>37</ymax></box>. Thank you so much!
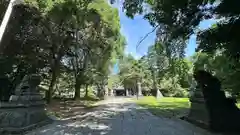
<box><xmin>159</xmin><ymin>75</ymin><xmax>189</xmax><ymax>97</ymax></box>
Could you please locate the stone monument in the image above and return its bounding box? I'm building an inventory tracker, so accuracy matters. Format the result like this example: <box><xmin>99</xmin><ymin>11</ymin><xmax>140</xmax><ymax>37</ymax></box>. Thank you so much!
<box><xmin>9</xmin><ymin>74</ymin><xmax>43</xmax><ymax>104</ymax></box>
<box><xmin>156</xmin><ymin>89</ymin><xmax>163</xmax><ymax>98</ymax></box>
<box><xmin>126</xmin><ymin>88</ymin><xmax>129</xmax><ymax>96</ymax></box>
<box><xmin>109</xmin><ymin>88</ymin><xmax>114</xmax><ymax>96</ymax></box>
<box><xmin>137</xmin><ymin>82</ymin><xmax>142</xmax><ymax>96</ymax></box>
<box><xmin>104</xmin><ymin>85</ymin><xmax>109</xmax><ymax>98</ymax></box>
<box><xmin>0</xmin><ymin>74</ymin><xmax>52</xmax><ymax>134</ymax></box>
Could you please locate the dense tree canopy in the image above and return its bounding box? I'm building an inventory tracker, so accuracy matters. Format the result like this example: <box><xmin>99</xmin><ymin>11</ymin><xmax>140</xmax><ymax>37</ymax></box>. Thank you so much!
<box><xmin>0</xmin><ymin>0</ymin><xmax>125</xmax><ymax>102</ymax></box>
<box><xmin>118</xmin><ymin>41</ymin><xmax>191</xmax><ymax>97</ymax></box>
<box><xmin>110</xmin><ymin>0</ymin><xmax>240</xmax><ymax>97</ymax></box>
<box><xmin>112</xmin><ymin>0</ymin><xmax>240</xmax><ymax>58</ymax></box>
<box><xmin>1</xmin><ymin>0</ymin><xmax>240</xmax><ymax>102</ymax></box>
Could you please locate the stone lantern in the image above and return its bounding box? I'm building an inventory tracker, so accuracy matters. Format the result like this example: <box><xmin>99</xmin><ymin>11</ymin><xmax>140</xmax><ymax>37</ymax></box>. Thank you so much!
<box><xmin>150</xmin><ymin>66</ymin><xmax>163</xmax><ymax>98</ymax></box>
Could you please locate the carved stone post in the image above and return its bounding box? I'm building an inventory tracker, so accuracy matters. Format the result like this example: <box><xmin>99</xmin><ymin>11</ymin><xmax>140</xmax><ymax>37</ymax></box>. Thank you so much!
<box><xmin>137</xmin><ymin>82</ymin><xmax>142</xmax><ymax>96</ymax></box>
<box><xmin>109</xmin><ymin>89</ymin><xmax>114</xmax><ymax>96</ymax></box>
<box><xmin>156</xmin><ymin>89</ymin><xmax>163</xmax><ymax>98</ymax></box>
<box><xmin>151</xmin><ymin>67</ymin><xmax>163</xmax><ymax>98</ymax></box>
<box><xmin>104</xmin><ymin>85</ymin><xmax>108</xmax><ymax>98</ymax></box>
<box><xmin>126</xmin><ymin>88</ymin><xmax>129</xmax><ymax>96</ymax></box>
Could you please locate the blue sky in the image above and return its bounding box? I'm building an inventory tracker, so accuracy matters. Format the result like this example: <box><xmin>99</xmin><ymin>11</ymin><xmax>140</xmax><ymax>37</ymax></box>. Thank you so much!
<box><xmin>120</xmin><ymin>12</ymin><xmax>216</xmax><ymax>58</ymax></box>
<box><xmin>112</xmin><ymin>3</ymin><xmax>216</xmax><ymax>74</ymax></box>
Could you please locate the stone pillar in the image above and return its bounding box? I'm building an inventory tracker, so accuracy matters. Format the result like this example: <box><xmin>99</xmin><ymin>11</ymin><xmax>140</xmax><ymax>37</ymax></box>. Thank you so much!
<box><xmin>126</xmin><ymin>89</ymin><xmax>129</xmax><ymax>96</ymax></box>
<box><xmin>137</xmin><ymin>82</ymin><xmax>142</xmax><ymax>96</ymax></box>
<box><xmin>110</xmin><ymin>89</ymin><xmax>114</xmax><ymax>96</ymax></box>
<box><xmin>104</xmin><ymin>85</ymin><xmax>108</xmax><ymax>97</ymax></box>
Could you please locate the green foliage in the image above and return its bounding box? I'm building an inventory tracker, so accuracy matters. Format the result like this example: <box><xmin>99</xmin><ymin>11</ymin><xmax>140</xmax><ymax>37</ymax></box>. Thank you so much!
<box><xmin>108</xmin><ymin>74</ymin><xmax>120</xmax><ymax>89</ymax></box>
<box><xmin>4</xmin><ymin>0</ymin><xmax>240</xmax><ymax>102</ymax></box>
<box><xmin>191</xmin><ymin>51</ymin><xmax>240</xmax><ymax>96</ymax></box>
<box><xmin>159</xmin><ymin>75</ymin><xmax>189</xmax><ymax>97</ymax></box>
<box><xmin>118</xmin><ymin>42</ymin><xmax>192</xmax><ymax>97</ymax></box>
<box><xmin>111</xmin><ymin>0</ymin><xmax>240</xmax><ymax>98</ymax></box>
<box><xmin>0</xmin><ymin>0</ymin><xmax>125</xmax><ymax>101</ymax></box>
<box><xmin>118</xmin><ymin>54</ymin><xmax>148</xmax><ymax>91</ymax></box>
<box><xmin>1</xmin><ymin>4</ymin><xmax>50</xmax><ymax>87</ymax></box>
<box><xmin>147</xmin><ymin>42</ymin><xmax>191</xmax><ymax>97</ymax></box>
<box><xmin>196</xmin><ymin>0</ymin><xmax>240</xmax><ymax>59</ymax></box>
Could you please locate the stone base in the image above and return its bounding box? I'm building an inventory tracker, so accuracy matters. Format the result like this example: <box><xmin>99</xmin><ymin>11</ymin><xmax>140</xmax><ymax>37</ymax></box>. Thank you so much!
<box><xmin>183</xmin><ymin>98</ymin><xmax>210</xmax><ymax>131</ymax></box>
<box><xmin>9</xmin><ymin>95</ymin><xmax>43</xmax><ymax>102</ymax></box>
<box><xmin>182</xmin><ymin>101</ymin><xmax>210</xmax><ymax>131</ymax></box>
<box><xmin>0</xmin><ymin>118</ymin><xmax>52</xmax><ymax>135</ymax></box>
<box><xmin>189</xmin><ymin>102</ymin><xmax>209</xmax><ymax>121</ymax></box>
<box><xmin>0</xmin><ymin>103</ymin><xmax>52</xmax><ymax>134</ymax></box>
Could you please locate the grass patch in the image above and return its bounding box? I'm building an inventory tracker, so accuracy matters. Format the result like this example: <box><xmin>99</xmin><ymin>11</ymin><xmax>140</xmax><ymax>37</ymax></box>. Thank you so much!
<box><xmin>136</xmin><ymin>96</ymin><xmax>190</xmax><ymax>118</ymax></box>
<box><xmin>137</xmin><ymin>96</ymin><xmax>240</xmax><ymax>118</ymax></box>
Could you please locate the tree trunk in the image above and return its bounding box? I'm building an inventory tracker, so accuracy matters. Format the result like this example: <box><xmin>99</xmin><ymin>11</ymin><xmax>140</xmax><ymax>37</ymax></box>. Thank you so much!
<box><xmin>74</xmin><ymin>79</ymin><xmax>81</xmax><ymax>100</ymax></box>
<box><xmin>47</xmin><ymin>68</ymin><xmax>57</xmax><ymax>104</ymax></box>
<box><xmin>47</xmin><ymin>57</ymin><xmax>60</xmax><ymax>104</ymax></box>
<box><xmin>97</xmin><ymin>85</ymin><xmax>101</xmax><ymax>98</ymax></box>
<box><xmin>84</xmin><ymin>84</ymin><xmax>88</xmax><ymax>98</ymax></box>
<box><xmin>97</xmin><ymin>85</ymin><xmax>104</xmax><ymax>99</ymax></box>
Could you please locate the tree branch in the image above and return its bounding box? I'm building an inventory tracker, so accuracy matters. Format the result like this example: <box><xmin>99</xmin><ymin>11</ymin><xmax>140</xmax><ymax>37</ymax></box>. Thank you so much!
<box><xmin>136</xmin><ymin>25</ymin><xmax>159</xmax><ymax>50</ymax></box>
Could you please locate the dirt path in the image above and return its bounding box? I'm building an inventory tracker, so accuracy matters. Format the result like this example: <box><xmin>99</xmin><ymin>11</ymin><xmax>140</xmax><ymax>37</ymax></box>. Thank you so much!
<box><xmin>26</xmin><ymin>97</ymin><xmax>218</xmax><ymax>135</ymax></box>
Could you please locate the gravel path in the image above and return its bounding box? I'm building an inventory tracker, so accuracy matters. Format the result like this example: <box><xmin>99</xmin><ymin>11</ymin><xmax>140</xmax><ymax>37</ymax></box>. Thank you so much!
<box><xmin>26</xmin><ymin>97</ymin><xmax>218</xmax><ymax>135</ymax></box>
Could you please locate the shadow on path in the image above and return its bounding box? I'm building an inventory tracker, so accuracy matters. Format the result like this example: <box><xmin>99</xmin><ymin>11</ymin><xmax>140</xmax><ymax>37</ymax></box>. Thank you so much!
<box><xmin>26</xmin><ymin>98</ymin><xmax>219</xmax><ymax>135</ymax></box>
